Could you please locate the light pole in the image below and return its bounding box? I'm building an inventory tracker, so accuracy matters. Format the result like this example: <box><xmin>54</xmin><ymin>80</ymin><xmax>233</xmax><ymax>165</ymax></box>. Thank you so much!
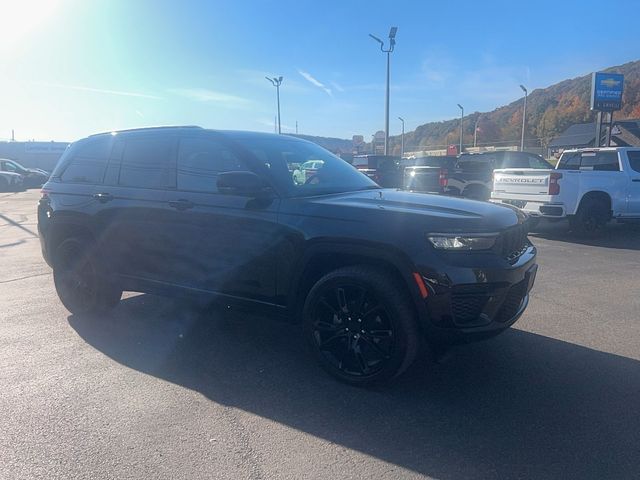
<box><xmin>473</xmin><ymin>114</ymin><xmax>481</xmax><ymax>148</ymax></box>
<box><xmin>398</xmin><ymin>116</ymin><xmax>405</xmax><ymax>156</ymax></box>
<box><xmin>457</xmin><ymin>104</ymin><xmax>464</xmax><ymax>154</ymax></box>
<box><xmin>369</xmin><ymin>27</ymin><xmax>397</xmax><ymax>155</ymax></box>
<box><xmin>266</xmin><ymin>76</ymin><xmax>283</xmax><ymax>134</ymax></box>
<box><xmin>520</xmin><ymin>84</ymin><xmax>527</xmax><ymax>151</ymax></box>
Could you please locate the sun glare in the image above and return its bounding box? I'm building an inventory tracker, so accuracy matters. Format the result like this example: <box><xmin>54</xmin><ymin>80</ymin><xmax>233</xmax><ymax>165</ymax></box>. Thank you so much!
<box><xmin>0</xmin><ymin>0</ymin><xmax>63</xmax><ymax>55</ymax></box>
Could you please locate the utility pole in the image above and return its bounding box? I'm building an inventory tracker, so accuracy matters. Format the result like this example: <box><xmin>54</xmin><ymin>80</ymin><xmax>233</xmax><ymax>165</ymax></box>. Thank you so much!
<box><xmin>369</xmin><ymin>27</ymin><xmax>397</xmax><ymax>155</ymax></box>
<box><xmin>296</xmin><ymin>120</ymin><xmax>298</xmax><ymax>135</ymax></box>
<box><xmin>266</xmin><ymin>76</ymin><xmax>283</xmax><ymax>134</ymax></box>
<box><xmin>457</xmin><ymin>104</ymin><xmax>464</xmax><ymax>154</ymax></box>
<box><xmin>520</xmin><ymin>84</ymin><xmax>528</xmax><ymax>151</ymax></box>
<box><xmin>398</xmin><ymin>117</ymin><xmax>405</xmax><ymax>156</ymax></box>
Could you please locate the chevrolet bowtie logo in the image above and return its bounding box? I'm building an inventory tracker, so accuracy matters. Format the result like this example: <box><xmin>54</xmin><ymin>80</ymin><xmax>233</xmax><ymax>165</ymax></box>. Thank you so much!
<box><xmin>601</xmin><ymin>78</ymin><xmax>621</xmax><ymax>88</ymax></box>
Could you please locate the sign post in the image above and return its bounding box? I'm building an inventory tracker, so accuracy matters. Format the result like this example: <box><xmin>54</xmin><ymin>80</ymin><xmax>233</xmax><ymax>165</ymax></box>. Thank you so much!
<box><xmin>590</xmin><ymin>72</ymin><xmax>624</xmax><ymax>147</ymax></box>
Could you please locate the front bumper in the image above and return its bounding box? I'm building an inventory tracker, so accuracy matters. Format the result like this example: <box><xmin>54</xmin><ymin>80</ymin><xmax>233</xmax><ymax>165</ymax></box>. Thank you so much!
<box><xmin>412</xmin><ymin>244</ymin><xmax>537</xmax><ymax>344</ymax></box>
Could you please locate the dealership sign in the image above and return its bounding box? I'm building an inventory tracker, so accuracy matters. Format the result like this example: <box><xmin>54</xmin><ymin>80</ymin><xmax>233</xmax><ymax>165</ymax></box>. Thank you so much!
<box><xmin>590</xmin><ymin>72</ymin><xmax>624</xmax><ymax>111</ymax></box>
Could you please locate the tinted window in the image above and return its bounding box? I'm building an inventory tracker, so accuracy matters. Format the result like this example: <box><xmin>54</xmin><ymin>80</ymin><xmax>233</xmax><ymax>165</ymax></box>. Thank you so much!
<box><xmin>578</xmin><ymin>152</ymin><xmax>619</xmax><ymax>171</ymax></box>
<box><xmin>60</xmin><ymin>137</ymin><xmax>112</xmax><ymax>184</ymax></box>
<box><xmin>352</xmin><ymin>157</ymin><xmax>370</xmax><ymax>168</ymax></box>
<box><xmin>1</xmin><ymin>161</ymin><xmax>19</xmax><ymax>173</ymax></box>
<box><xmin>236</xmin><ymin>137</ymin><xmax>378</xmax><ymax>196</ymax></box>
<box><xmin>528</xmin><ymin>155</ymin><xmax>553</xmax><ymax>169</ymax></box>
<box><xmin>119</xmin><ymin>137</ymin><xmax>175</xmax><ymax>189</ymax></box>
<box><xmin>177</xmin><ymin>137</ymin><xmax>247</xmax><ymax>193</ymax></box>
<box><xmin>628</xmin><ymin>151</ymin><xmax>640</xmax><ymax>173</ymax></box>
<box><xmin>456</xmin><ymin>156</ymin><xmax>493</xmax><ymax>172</ymax></box>
<box><xmin>502</xmin><ymin>154</ymin><xmax>530</xmax><ymax>168</ymax></box>
<box><xmin>593</xmin><ymin>152</ymin><xmax>619</xmax><ymax>171</ymax></box>
<box><xmin>557</xmin><ymin>152</ymin><xmax>581</xmax><ymax>170</ymax></box>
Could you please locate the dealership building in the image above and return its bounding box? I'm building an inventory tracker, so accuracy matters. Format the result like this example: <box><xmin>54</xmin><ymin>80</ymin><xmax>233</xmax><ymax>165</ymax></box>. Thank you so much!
<box><xmin>0</xmin><ymin>141</ymin><xmax>69</xmax><ymax>171</ymax></box>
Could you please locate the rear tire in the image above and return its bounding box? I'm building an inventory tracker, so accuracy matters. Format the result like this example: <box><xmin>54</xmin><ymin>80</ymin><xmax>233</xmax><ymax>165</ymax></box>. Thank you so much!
<box><xmin>569</xmin><ymin>198</ymin><xmax>610</xmax><ymax>236</ymax></box>
<box><xmin>53</xmin><ymin>237</ymin><xmax>122</xmax><ymax>316</ymax></box>
<box><xmin>303</xmin><ymin>266</ymin><xmax>420</xmax><ymax>386</ymax></box>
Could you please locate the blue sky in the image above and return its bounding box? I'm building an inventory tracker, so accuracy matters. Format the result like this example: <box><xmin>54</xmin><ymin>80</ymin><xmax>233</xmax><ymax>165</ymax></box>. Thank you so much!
<box><xmin>1</xmin><ymin>0</ymin><xmax>639</xmax><ymax>142</ymax></box>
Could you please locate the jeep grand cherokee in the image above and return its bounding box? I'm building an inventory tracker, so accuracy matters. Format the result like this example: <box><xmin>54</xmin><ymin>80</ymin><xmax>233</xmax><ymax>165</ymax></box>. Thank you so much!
<box><xmin>38</xmin><ymin>126</ymin><xmax>537</xmax><ymax>385</ymax></box>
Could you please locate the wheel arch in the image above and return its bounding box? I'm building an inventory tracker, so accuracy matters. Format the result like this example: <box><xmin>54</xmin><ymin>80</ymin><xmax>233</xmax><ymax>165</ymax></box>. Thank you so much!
<box><xmin>577</xmin><ymin>190</ymin><xmax>612</xmax><ymax>217</ymax></box>
<box><xmin>287</xmin><ymin>242</ymin><xmax>428</xmax><ymax>327</ymax></box>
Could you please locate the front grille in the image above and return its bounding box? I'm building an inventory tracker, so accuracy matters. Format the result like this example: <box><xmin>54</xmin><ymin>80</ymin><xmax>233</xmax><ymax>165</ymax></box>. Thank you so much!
<box><xmin>495</xmin><ymin>279</ymin><xmax>528</xmax><ymax>322</ymax></box>
<box><xmin>451</xmin><ymin>295</ymin><xmax>488</xmax><ymax>326</ymax></box>
<box><xmin>498</xmin><ymin>224</ymin><xmax>529</xmax><ymax>263</ymax></box>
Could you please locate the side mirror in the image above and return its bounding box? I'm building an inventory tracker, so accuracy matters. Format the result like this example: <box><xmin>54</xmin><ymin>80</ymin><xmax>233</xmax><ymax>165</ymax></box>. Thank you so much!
<box><xmin>217</xmin><ymin>171</ymin><xmax>271</xmax><ymax>197</ymax></box>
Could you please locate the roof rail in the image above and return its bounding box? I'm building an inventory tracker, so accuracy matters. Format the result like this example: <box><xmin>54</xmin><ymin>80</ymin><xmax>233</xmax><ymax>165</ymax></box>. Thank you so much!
<box><xmin>89</xmin><ymin>125</ymin><xmax>203</xmax><ymax>137</ymax></box>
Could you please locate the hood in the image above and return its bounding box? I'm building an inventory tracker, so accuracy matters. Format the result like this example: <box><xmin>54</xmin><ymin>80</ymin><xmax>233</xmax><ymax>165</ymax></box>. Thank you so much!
<box><xmin>308</xmin><ymin>189</ymin><xmax>525</xmax><ymax>232</ymax></box>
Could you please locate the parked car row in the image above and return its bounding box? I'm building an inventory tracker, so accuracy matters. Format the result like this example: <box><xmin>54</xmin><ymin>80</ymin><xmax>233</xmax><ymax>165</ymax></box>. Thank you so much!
<box><xmin>349</xmin><ymin>151</ymin><xmax>552</xmax><ymax>202</ymax></box>
<box><xmin>0</xmin><ymin>158</ymin><xmax>50</xmax><ymax>191</ymax></box>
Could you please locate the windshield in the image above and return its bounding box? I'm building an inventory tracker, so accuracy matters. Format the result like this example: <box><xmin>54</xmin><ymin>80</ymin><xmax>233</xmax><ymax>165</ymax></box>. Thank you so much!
<box><xmin>236</xmin><ymin>137</ymin><xmax>379</xmax><ymax>196</ymax></box>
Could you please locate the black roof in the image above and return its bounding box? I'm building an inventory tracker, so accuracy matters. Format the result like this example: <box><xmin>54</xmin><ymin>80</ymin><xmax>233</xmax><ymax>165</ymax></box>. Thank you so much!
<box><xmin>89</xmin><ymin>127</ymin><xmax>309</xmax><ymax>144</ymax></box>
<box><xmin>548</xmin><ymin>123</ymin><xmax>595</xmax><ymax>148</ymax></box>
<box><xmin>549</xmin><ymin>119</ymin><xmax>640</xmax><ymax>149</ymax></box>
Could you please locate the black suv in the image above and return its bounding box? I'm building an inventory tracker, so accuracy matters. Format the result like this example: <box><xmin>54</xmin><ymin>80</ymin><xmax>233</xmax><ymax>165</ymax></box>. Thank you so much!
<box><xmin>38</xmin><ymin>127</ymin><xmax>537</xmax><ymax>385</ymax></box>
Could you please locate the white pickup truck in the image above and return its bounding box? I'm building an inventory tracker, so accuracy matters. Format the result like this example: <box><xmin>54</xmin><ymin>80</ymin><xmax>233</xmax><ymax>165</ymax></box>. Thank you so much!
<box><xmin>491</xmin><ymin>147</ymin><xmax>640</xmax><ymax>234</ymax></box>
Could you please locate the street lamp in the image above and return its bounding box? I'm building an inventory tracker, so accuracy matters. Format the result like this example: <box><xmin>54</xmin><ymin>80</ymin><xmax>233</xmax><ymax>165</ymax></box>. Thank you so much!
<box><xmin>473</xmin><ymin>114</ymin><xmax>481</xmax><ymax>148</ymax></box>
<box><xmin>266</xmin><ymin>76</ymin><xmax>283</xmax><ymax>134</ymax></box>
<box><xmin>520</xmin><ymin>84</ymin><xmax>528</xmax><ymax>151</ymax></box>
<box><xmin>369</xmin><ymin>26</ymin><xmax>397</xmax><ymax>155</ymax></box>
<box><xmin>457</xmin><ymin>104</ymin><xmax>464</xmax><ymax>154</ymax></box>
<box><xmin>398</xmin><ymin>116</ymin><xmax>405</xmax><ymax>156</ymax></box>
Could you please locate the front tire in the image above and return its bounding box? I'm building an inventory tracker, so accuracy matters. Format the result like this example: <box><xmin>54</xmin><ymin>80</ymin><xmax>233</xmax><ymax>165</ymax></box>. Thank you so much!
<box><xmin>53</xmin><ymin>237</ymin><xmax>122</xmax><ymax>316</ymax></box>
<box><xmin>303</xmin><ymin>266</ymin><xmax>420</xmax><ymax>386</ymax></box>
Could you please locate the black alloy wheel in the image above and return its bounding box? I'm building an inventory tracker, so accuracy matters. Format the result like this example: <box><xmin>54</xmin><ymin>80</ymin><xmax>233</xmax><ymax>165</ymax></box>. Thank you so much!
<box><xmin>304</xmin><ymin>266</ymin><xmax>420</xmax><ymax>385</ymax></box>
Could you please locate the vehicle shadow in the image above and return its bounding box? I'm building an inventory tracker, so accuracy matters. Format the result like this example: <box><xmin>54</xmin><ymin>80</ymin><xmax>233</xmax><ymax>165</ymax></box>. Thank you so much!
<box><xmin>68</xmin><ymin>294</ymin><xmax>640</xmax><ymax>479</ymax></box>
<box><xmin>530</xmin><ymin>220</ymin><xmax>640</xmax><ymax>250</ymax></box>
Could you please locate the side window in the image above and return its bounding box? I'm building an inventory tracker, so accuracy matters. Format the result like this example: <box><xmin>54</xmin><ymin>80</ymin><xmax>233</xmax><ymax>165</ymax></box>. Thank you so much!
<box><xmin>177</xmin><ymin>137</ymin><xmax>247</xmax><ymax>193</ymax></box>
<box><xmin>557</xmin><ymin>152</ymin><xmax>581</xmax><ymax>170</ymax></box>
<box><xmin>60</xmin><ymin>137</ymin><xmax>113</xmax><ymax>184</ymax></box>
<box><xmin>593</xmin><ymin>152</ymin><xmax>620</xmax><ymax>171</ymax></box>
<box><xmin>577</xmin><ymin>152</ymin><xmax>619</xmax><ymax>171</ymax></box>
<box><xmin>2</xmin><ymin>161</ymin><xmax>17</xmax><ymax>173</ymax></box>
<box><xmin>628</xmin><ymin>151</ymin><xmax>640</xmax><ymax>173</ymax></box>
<box><xmin>119</xmin><ymin>137</ymin><xmax>176</xmax><ymax>189</ymax></box>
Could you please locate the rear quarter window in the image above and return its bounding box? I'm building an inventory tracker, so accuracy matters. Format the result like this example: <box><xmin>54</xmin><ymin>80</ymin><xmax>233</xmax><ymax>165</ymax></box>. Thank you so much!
<box><xmin>59</xmin><ymin>137</ymin><xmax>114</xmax><ymax>184</ymax></box>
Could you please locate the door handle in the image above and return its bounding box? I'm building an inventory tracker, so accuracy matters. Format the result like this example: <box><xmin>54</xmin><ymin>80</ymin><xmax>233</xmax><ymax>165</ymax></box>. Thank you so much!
<box><xmin>168</xmin><ymin>199</ymin><xmax>194</xmax><ymax>211</ymax></box>
<box><xmin>92</xmin><ymin>192</ymin><xmax>114</xmax><ymax>203</ymax></box>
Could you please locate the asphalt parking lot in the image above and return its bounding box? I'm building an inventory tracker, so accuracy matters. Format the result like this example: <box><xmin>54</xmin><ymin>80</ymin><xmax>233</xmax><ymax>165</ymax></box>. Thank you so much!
<box><xmin>1</xmin><ymin>189</ymin><xmax>639</xmax><ymax>480</ymax></box>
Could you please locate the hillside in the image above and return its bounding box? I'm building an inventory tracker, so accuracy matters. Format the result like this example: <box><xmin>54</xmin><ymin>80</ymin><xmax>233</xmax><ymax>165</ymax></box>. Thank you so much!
<box><xmin>388</xmin><ymin>59</ymin><xmax>640</xmax><ymax>154</ymax></box>
<box><xmin>285</xmin><ymin>133</ymin><xmax>353</xmax><ymax>152</ymax></box>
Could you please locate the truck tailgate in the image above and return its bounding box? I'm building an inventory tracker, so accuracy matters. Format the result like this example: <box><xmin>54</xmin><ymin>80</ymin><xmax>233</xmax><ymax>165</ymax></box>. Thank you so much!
<box><xmin>493</xmin><ymin>169</ymin><xmax>555</xmax><ymax>196</ymax></box>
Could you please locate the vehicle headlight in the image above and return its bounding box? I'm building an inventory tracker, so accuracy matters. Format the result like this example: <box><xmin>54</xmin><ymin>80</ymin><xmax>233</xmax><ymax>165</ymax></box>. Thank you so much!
<box><xmin>427</xmin><ymin>234</ymin><xmax>497</xmax><ymax>250</ymax></box>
